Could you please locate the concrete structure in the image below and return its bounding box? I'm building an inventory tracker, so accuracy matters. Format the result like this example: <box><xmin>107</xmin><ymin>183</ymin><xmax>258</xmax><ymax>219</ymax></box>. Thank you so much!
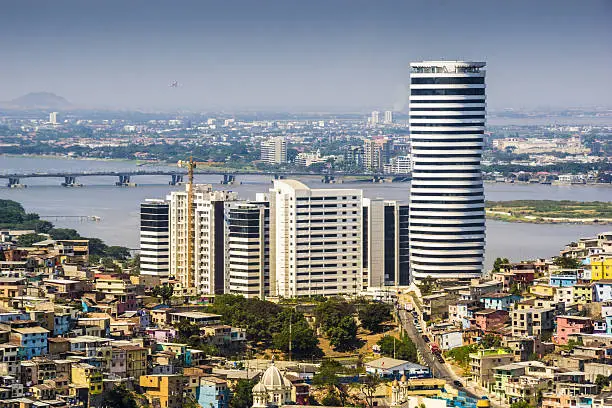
<box><xmin>362</xmin><ymin>199</ymin><xmax>410</xmax><ymax>288</ymax></box>
<box><xmin>365</xmin><ymin>357</ymin><xmax>430</xmax><ymax>379</ymax></box>
<box><xmin>227</xmin><ymin>201</ymin><xmax>270</xmax><ymax>299</ymax></box>
<box><xmin>140</xmin><ymin>200</ymin><xmax>170</xmax><ymax>279</ymax></box>
<box><xmin>168</xmin><ymin>185</ymin><xmax>238</xmax><ymax>295</ymax></box>
<box><xmin>269</xmin><ymin>180</ymin><xmax>362</xmax><ymax>297</ymax></box>
<box><xmin>554</xmin><ymin>316</ymin><xmax>593</xmax><ymax>345</ymax></box>
<box><xmin>260</xmin><ymin>137</ymin><xmax>287</xmax><ymax>165</ymax></box>
<box><xmin>384</xmin><ymin>110</ymin><xmax>393</xmax><ymax>124</ymax></box>
<box><xmin>470</xmin><ymin>349</ymin><xmax>514</xmax><ymax>391</ymax></box>
<box><xmin>140</xmin><ymin>374</ymin><xmax>184</xmax><ymax>408</ymax></box>
<box><xmin>363</xmin><ymin>138</ymin><xmax>392</xmax><ymax>172</ymax></box>
<box><xmin>409</xmin><ymin>60</ymin><xmax>486</xmax><ymax>281</ymax></box>
<box><xmin>481</xmin><ymin>293</ymin><xmax>521</xmax><ymax>311</ymax></box>
<box><xmin>370</xmin><ymin>110</ymin><xmax>380</xmax><ymax>125</ymax></box>
<box><xmin>49</xmin><ymin>112</ymin><xmax>59</xmax><ymax>125</ymax></box>
<box><xmin>252</xmin><ymin>362</ymin><xmax>294</xmax><ymax>408</ymax></box>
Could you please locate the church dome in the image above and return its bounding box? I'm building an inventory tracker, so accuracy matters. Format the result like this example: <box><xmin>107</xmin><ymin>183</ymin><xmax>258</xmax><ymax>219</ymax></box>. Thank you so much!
<box><xmin>261</xmin><ymin>362</ymin><xmax>286</xmax><ymax>389</ymax></box>
<box><xmin>253</xmin><ymin>382</ymin><xmax>267</xmax><ymax>394</ymax></box>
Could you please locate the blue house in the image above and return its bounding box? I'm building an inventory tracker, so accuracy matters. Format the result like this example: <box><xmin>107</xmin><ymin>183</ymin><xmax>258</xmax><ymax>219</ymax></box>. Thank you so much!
<box><xmin>197</xmin><ymin>377</ymin><xmax>230</xmax><ymax>408</ymax></box>
<box><xmin>11</xmin><ymin>326</ymin><xmax>49</xmax><ymax>359</ymax></box>
<box><xmin>549</xmin><ymin>273</ymin><xmax>578</xmax><ymax>288</ymax></box>
<box><xmin>481</xmin><ymin>293</ymin><xmax>521</xmax><ymax>311</ymax></box>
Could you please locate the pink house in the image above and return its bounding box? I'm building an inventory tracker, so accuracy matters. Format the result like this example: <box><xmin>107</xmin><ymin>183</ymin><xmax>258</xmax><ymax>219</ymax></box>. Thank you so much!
<box><xmin>474</xmin><ymin>309</ymin><xmax>509</xmax><ymax>332</ymax></box>
<box><xmin>145</xmin><ymin>328</ymin><xmax>177</xmax><ymax>343</ymax></box>
<box><xmin>554</xmin><ymin>316</ymin><xmax>593</xmax><ymax>345</ymax></box>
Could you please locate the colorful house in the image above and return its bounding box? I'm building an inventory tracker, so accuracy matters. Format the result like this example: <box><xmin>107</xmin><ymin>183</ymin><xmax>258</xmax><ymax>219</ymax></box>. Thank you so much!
<box><xmin>594</xmin><ymin>280</ymin><xmax>612</xmax><ymax>302</ymax></box>
<box><xmin>474</xmin><ymin>309</ymin><xmax>509</xmax><ymax>333</ymax></box>
<box><xmin>554</xmin><ymin>316</ymin><xmax>593</xmax><ymax>345</ymax></box>
<box><xmin>196</xmin><ymin>377</ymin><xmax>230</xmax><ymax>408</ymax></box>
<box><xmin>572</xmin><ymin>284</ymin><xmax>593</xmax><ymax>304</ymax></box>
<box><xmin>140</xmin><ymin>374</ymin><xmax>185</xmax><ymax>408</ymax></box>
<box><xmin>591</xmin><ymin>255</ymin><xmax>612</xmax><ymax>281</ymax></box>
<box><xmin>71</xmin><ymin>363</ymin><xmax>103</xmax><ymax>396</ymax></box>
<box><xmin>549</xmin><ymin>273</ymin><xmax>578</xmax><ymax>288</ymax></box>
<box><xmin>481</xmin><ymin>293</ymin><xmax>521</xmax><ymax>311</ymax></box>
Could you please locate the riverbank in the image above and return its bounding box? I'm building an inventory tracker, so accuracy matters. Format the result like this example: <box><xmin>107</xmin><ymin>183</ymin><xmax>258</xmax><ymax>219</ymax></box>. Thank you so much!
<box><xmin>485</xmin><ymin>200</ymin><xmax>612</xmax><ymax>225</ymax></box>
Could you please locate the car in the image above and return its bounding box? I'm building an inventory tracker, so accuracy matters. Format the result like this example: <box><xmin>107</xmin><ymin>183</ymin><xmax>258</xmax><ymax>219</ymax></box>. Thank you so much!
<box><xmin>422</xmin><ymin>335</ymin><xmax>430</xmax><ymax>342</ymax></box>
<box><xmin>453</xmin><ymin>380</ymin><xmax>463</xmax><ymax>388</ymax></box>
<box><xmin>437</xmin><ymin>356</ymin><xmax>445</xmax><ymax>363</ymax></box>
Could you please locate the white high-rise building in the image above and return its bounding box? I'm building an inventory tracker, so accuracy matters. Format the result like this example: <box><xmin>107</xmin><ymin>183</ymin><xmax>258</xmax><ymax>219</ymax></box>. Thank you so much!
<box><xmin>168</xmin><ymin>185</ymin><xmax>238</xmax><ymax>295</ymax></box>
<box><xmin>49</xmin><ymin>112</ymin><xmax>59</xmax><ymax>125</ymax></box>
<box><xmin>261</xmin><ymin>137</ymin><xmax>288</xmax><ymax>165</ymax></box>
<box><xmin>384</xmin><ymin>110</ymin><xmax>393</xmax><ymax>124</ymax></box>
<box><xmin>269</xmin><ymin>180</ymin><xmax>362</xmax><ymax>297</ymax></box>
<box><xmin>370</xmin><ymin>110</ymin><xmax>380</xmax><ymax>125</ymax></box>
<box><xmin>140</xmin><ymin>200</ymin><xmax>170</xmax><ymax>281</ymax></box>
<box><xmin>227</xmin><ymin>199</ymin><xmax>270</xmax><ymax>299</ymax></box>
<box><xmin>408</xmin><ymin>61</ymin><xmax>486</xmax><ymax>281</ymax></box>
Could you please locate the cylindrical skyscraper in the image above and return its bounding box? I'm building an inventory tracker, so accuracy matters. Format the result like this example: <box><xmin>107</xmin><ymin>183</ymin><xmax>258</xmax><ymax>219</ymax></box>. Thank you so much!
<box><xmin>408</xmin><ymin>61</ymin><xmax>486</xmax><ymax>281</ymax></box>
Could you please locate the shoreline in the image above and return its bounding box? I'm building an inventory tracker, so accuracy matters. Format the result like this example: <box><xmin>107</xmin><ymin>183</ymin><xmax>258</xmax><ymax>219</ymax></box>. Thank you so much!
<box><xmin>486</xmin><ymin>213</ymin><xmax>612</xmax><ymax>225</ymax></box>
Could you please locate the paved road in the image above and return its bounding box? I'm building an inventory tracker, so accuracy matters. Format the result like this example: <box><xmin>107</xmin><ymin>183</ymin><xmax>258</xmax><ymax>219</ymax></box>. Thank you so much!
<box><xmin>397</xmin><ymin>309</ymin><xmax>507</xmax><ymax>408</ymax></box>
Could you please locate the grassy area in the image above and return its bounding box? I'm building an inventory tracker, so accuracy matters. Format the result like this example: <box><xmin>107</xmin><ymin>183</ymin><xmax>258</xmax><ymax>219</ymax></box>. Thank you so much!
<box><xmin>486</xmin><ymin>200</ymin><xmax>612</xmax><ymax>223</ymax></box>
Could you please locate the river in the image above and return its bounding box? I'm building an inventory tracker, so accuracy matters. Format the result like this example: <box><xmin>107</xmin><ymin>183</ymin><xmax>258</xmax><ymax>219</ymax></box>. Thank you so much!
<box><xmin>1</xmin><ymin>155</ymin><xmax>610</xmax><ymax>272</ymax></box>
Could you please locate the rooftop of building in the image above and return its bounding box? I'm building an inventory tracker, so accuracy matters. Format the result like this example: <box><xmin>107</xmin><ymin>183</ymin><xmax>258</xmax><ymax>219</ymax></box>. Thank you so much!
<box><xmin>365</xmin><ymin>357</ymin><xmax>427</xmax><ymax>370</ymax></box>
<box><xmin>169</xmin><ymin>311</ymin><xmax>221</xmax><ymax>319</ymax></box>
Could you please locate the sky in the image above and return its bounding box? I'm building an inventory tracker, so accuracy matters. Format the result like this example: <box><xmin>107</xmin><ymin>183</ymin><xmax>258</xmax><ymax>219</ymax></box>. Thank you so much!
<box><xmin>1</xmin><ymin>0</ymin><xmax>611</xmax><ymax>112</ymax></box>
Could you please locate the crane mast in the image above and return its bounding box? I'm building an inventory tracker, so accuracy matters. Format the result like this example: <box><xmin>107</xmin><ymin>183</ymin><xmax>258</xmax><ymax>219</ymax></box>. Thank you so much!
<box><xmin>177</xmin><ymin>158</ymin><xmax>197</xmax><ymax>291</ymax></box>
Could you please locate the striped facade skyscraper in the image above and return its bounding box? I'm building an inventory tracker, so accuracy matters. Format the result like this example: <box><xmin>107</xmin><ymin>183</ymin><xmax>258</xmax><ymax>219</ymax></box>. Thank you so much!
<box><xmin>408</xmin><ymin>61</ymin><xmax>486</xmax><ymax>281</ymax></box>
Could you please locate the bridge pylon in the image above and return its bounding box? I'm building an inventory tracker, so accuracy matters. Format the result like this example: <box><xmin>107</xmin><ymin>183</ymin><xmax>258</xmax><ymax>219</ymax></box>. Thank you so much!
<box><xmin>221</xmin><ymin>174</ymin><xmax>236</xmax><ymax>185</ymax></box>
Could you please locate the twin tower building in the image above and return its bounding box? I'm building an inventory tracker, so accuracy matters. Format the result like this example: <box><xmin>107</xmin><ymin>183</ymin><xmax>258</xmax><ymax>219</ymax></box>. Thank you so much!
<box><xmin>140</xmin><ymin>61</ymin><xmax>486</xmax><ymax>297</ymax></box>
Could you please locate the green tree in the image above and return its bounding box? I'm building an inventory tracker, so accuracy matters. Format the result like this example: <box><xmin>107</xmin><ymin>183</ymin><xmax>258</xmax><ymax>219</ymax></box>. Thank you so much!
<box><xmin>272</xmin><ymin>312</ymin><xmax>322</xmax><ymax>359</ymax></box>
<box><xmin>314</xmin><ymin>298</ymin><xmax>356</xmax><ymax>333</ymax></box>
<box><xmin>493</xmin><ymin>257</ymin><xmax>510</xmax><ymax>272</ymax></box>
<box><xmin>100</xmin><ymin>385</ymin><xmax>137</xmax><ymax>408</ymax></box>
<box><xmin>510</xmin><ymin>401</ymin><xmax>535</xmax><ymax>408</ymax></box>
<box><xmin>312</xmin><ymin>360</ymin><xmax>349</xmax><ymax>406</ymax></box>
<box><xmin>327</xmin><ymin>315</ymin><xmax>358</xmax><ymax>351</ymax></box>
<box><xmin>596</xmin><ymin>374</ymin><xmax>610</xmax><ymax>390</ymax></box>
<box><xmin>230</xmin><ymin>379</ymin><xmax>256</xmax><ymax>408</ymax></box>
<box><xmin>480</xmin><ymin>334</ymin><xmax>501</xmax><ymax>349</ymax></box>
<box><xmin>417</xmin><ymin>276</ymin><xmax>437</xmax><ymax>295</ymax></box>
<box><xmin>553</xmin><ymin>256</ymin><xmax>581</xmax><ymax>269</ymax></box>
<box><xmin>355</xmin><ymin>374</ymin><xmax>383</xmax><ymax>408</ymax></box>
<box><xmin>509</xmin><ymin>283</ymin><xmax>522</xmax><ymax>296</ymax></box>
<box><xmin>358</xmin><ymin>303</ymin><xmax>391</xmax><ymax>333</ymax></box>
<box><xmin>16</xmin><ymin>233</ymin><xmax>47</xmax><ymax>246</ymax></box>
<box><xmin>152</xmin><ymin>284</ymin><xmax>174</xmax><ymax>304</ymax></box>
<box><xmin>377</xmin><ymin>336</ymin><xmax>417</xmax><ymax>362</ymax></box>
<box><xmin>105</xmin><ymin>245</ymin><xmax>131</xmax><ymax>260</ymax></box>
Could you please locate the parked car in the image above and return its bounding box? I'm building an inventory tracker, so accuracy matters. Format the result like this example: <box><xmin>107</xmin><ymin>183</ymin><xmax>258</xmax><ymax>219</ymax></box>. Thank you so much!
<box><xmin>453</xmin><ymin>380</ymin><xmax>463</xmax><ymax>388</ymax></box>
<box><xmin>422</xmin><ymin>335</ymin><xmax>430</xmax><ymax>343</ymax></box>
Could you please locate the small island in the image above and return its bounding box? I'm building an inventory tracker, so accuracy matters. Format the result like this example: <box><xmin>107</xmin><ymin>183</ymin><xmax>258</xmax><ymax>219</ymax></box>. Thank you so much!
<box><xmin>485</xmin><ymin>200</ymin><xmax>612</xmax><ymax>224</ymax></box>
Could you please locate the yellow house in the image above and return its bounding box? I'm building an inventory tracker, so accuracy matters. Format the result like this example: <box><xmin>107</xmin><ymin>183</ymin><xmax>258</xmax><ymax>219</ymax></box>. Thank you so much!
<box><xmin>591</xmin><ymin>256</ymin><xmax>612</xmax><ymax>281</ymax></box>
<box><xmin>71</xmin><ymin>363</ymin><xmax>103</xmax><ymax>396</ymax></box>
<box><xmin>140</xmin><ymin>374</ymin><xmax>185</xmax><ymax>408</ymax></box>
<box><xmin>120</xmin><ymin>345</ymin><xmax>148</xmax><ymax>379</ymax></box>
<box><xmin>572</xmin><ymin>284</ymin><xmax>593</xmax><ymax>304</ymax></box>
<box><xmin>529</xmin><ymin>284</ymin><xmax>555</xmax><ymax>298</ymax></box>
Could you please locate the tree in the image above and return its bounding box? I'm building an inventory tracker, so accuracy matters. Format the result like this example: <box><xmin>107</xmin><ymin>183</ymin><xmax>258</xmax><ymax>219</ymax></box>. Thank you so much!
<box><xmin>152</xmin><ymin>284</ymin><xmax>174</xmax><ymax>304</ymax></box>
<box><xmin>480</xmin><ymin>334</ymin><xmax>501</xmax><ymax>349</ymax></box>
<box><xmin>510</xmin><ymin>401</ymin><xmax>535</xmax><ymax>408</ymax></box>
<box><xmin>493</xmin><ymin>257</ymin><xmax>510</xmax><ymax>272</ymax></box>
<box><xmin>312</xmin><ymin>360</ymin><xmax>349</xmax><ymax>406</ymax></box>
<box><xmin>417</xmin><ymin>276</ymin><xmax>437</xmax><ymax>296</ymax></box>
<box><xmin>105</xmin><ymin>245</ymin><xmax>131</xmax><ymax>260</ymax></box>
<box><xmin>327</xmin><ymin>315</ymin><xmax>359</xmax><ymax>351</ymax></box>
<box><xmin>230</xmin><ymin>379</ymin><xmax>256</xmax><ymax>408</ymax></box>
<box><xmin>16</xmin><ymin>233</ymin><xmax>47</xmax><ymax>247</ymax></box>
<box><xmin>596</xmin><ymin>374</ymin><xmax>610</xmax><ymax>390</ymax></box>
<box><xmin>553</xmin><ymin>256</ymin><xmax>581</xmax><ymax>269</ymax></box>
<box><xmin>272</xmin><ymin>312</ymin><xmax>322</xmax><ymax>359</ymax></box>
<box><xmin>355</xmin><ymin>374</ymin><xmax>383</xmax><ymax>408</ymax></box>
<box><xmin>314</xmin><ymin>298</ymin><xmax>356</xmax><ymax>333</ymax></box>
<box><xmin>100</xmin><ymin>385</ymin><xmax>137</xmax><ymax>408</ymax></box>
<box><xmin>377</xmin><ymin>336</ymin><xmax>417</xmax><ymax>362</ymax></box>
<box><xmin>509</xmin><ymin>283</ymin><xmax>522</xmax><ymax>296</ymax></box>
<box><xmin>358</xmin><ymin>303</ymin><xmax>391</xmax><ymax>333</ymax></box>
<box><xmin>176</xmin><ymin>321</ymin><xmax>200</xmax><ymax>340</ymax></box>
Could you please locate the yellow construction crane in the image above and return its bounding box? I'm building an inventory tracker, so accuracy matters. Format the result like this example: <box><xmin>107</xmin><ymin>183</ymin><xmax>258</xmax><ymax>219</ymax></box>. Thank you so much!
<box><xmin>177</xmin><ymin>157</ymin><xmax>210</xmax><ymax>291</ymax></box>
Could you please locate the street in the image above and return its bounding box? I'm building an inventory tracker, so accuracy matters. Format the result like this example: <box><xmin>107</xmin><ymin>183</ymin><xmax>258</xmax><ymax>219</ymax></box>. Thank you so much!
<box><xmin>397</xmin><ymin>309</ymin><xmax>507</xmax><ymax>407</ymax></box>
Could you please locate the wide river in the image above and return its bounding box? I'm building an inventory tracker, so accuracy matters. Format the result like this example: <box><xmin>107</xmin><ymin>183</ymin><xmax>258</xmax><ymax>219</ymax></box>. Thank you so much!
<box><xmin>1</xmin><ymin>156</ymin><xmax>610</xmax><ymax>272</ymax></box>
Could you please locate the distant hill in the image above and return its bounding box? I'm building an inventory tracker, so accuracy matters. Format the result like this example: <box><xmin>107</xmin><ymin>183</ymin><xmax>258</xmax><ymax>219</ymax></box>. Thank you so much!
<box><xmin>4</xmin><ymin>92</ymin><xmax>72</xmax><ymax>109</ymax></box>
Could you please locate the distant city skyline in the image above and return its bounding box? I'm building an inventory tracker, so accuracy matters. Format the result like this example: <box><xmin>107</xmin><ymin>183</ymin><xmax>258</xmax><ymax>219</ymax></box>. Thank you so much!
<box><xmin>1</xmin><ymin>0</ymin><xmax>611</xmax><ymax>111</ymax></box>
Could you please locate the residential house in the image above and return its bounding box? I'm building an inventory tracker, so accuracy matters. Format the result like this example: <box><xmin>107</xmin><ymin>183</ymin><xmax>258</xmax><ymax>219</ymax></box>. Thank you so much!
<box><xmin>474</xmin><ymin>310</ymin><xmax>509</xmax><ymax>333</ymax></box>
<box><xmin>554</xmin><ymin>316</ymin><xmax>593</xmax><ymax>345</ymax></box>
<box><xmin>140</xmin><ymin>374</ymin><xmax>185</xmax><ymax>408</ymax></box>
<box><xmin>481</xmin><ymin>293</ymin><xmax>521</xmax><ymax>311</ymax></box>
<box><xmin>469</xmin><ymin>349</ymin><xmax>515</xmax><ymax>391</ymax></box>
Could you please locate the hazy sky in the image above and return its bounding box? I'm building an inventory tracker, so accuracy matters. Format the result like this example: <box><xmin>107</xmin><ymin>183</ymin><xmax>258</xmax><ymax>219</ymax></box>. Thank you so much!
<box><xmin>1</xmin><ymin>0</ymin><xmax>611</xmax><ymax>111</ymax></box>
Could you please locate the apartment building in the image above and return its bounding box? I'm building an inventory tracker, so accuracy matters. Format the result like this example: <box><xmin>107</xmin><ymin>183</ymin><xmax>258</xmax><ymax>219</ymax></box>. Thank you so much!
<box><xmin>140</xmin><ymin>374</ymin><xmax>185</xmax><ymax>408</ymax></box>
<box><xmin>363</xmin><ymin>138</ymin><xmax>392</xmax><ymax>172</ymax></box>
<box><xmin>470</xmin><ymin>349</ymin><xmax>514</xmax><ymax>391</ymax></box>
<box><xmin>362</xmin><ymin>198</ymin><xmax>410</xmax><ymax>289</ymax></box>
<box><xmin>140</xmin><ymin>200</ymin><xmax>170</xmax><ymax>281</ymax></box>
<box><xmin>226</xmin><ymin>200</ymin><xmax>270</xmax><ymax>299</ymax></box>
<box><xmin>511</xmin><ymin>306</ymin><xmax>556</xmax><ymax>337</ymax></box>
<box><xmin>269</xmin><ymin>180</ymin><xmax>362</xmax><ymax>297</ymax></box>
<box><xmin>168</xmin><ymin>185</ymin><xmax>238</xmax><ymax>295</ymax></box>
<box><xmin>260</xmin><ymin>137</ymin><xmax>287</xmax><ymax>165</ymax></box>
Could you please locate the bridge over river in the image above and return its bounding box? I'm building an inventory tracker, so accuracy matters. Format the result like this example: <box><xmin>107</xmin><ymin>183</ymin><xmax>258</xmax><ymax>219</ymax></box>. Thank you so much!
<box><xmin>0</xmin><ymin>170</ymin><xmax>410</xmax><ymax>187</ymax></box>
